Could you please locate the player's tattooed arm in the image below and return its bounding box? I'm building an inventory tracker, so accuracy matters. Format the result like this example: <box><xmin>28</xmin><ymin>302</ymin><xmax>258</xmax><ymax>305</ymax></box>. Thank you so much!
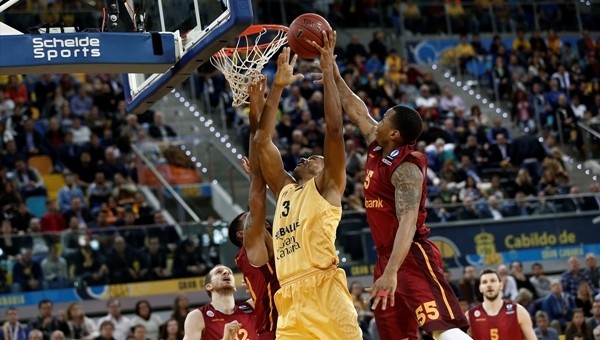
<box><xmin>391</xmin><ymin>162</ymin><xmax>423</xmax><ymax>218</ymax></box>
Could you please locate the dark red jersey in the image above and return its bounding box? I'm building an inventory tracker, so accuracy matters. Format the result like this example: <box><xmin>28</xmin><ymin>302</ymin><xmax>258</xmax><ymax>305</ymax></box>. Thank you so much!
<box><xmin>199</xmin><ymin>302</ymin><xmax>258</xmax><ymax>340</ymax></box>
<box><xmin>234</xmin><ymin>247</ymin><xmax>279</xmax><ymax>336</ymax></box>
<box><xmin>363</xmin><ymin>142</ymin><xmax>430</xmax><ymax>253</ymax></box>
<box><xmin>468</xmin><ymin>301</ymin><xmax>522</xmax><ymax>340</ymax></box>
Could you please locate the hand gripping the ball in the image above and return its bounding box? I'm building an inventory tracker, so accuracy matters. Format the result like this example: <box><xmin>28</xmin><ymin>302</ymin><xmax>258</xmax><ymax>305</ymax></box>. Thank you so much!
<box><xmin>308</xmin><ymin>30</ymin><xmax>337</xmax><ymax>72</ymax></box>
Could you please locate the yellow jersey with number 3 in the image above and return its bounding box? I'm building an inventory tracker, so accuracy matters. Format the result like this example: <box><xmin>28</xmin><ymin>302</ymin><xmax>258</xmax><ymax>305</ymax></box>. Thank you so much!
<box><xmin>272</xmin><ymin>178</ymin><xmax>340</xmax><ymax>282</ymax></box>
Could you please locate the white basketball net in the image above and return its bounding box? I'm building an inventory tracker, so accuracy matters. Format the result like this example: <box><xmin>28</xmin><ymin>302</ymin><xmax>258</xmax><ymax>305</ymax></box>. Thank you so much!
<box><xmin>210</xmin><ymin>26</ymin><xmax>288</xmax><ymax>107</ymax></box>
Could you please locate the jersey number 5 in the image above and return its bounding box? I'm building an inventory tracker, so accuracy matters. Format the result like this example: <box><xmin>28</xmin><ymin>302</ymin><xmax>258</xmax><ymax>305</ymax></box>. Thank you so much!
<box><xmin>415</xmin><ymin>300</ymin><xmax>439</xmax><ymax>326</ymax></box>
<box><xmin>281</xmin><ymin>200</ymin><xmax>290</xmax><ymax>217</ymax></box>
<box><xmin>236</xmin><ymin>328</ymin><xmax>248</xmax><ymax>340</ymax></box>
<box><xmin>489</xmin><ymin>328</ymin><xmax>498</xmax><ymax>340</ymax></box>
<box><xmin>364</xmin><ymin>170</ymin><xmax>374</xmax><ymax>189</ymax></box>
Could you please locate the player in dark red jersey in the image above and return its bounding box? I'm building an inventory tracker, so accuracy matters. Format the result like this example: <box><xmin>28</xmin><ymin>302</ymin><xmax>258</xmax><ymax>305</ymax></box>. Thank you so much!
<box><xmin>183</xmin><ymin>265</ymin><xmax>258</xmax><ymax>340</ymax></box>
<box><xmin>466</xmin><ymin>269</ymin><xmax>536</xmax><ymax>340</ymax></box>
<box><xmin>317</xmin><ymin>63</ymin><xmax>470</xmax><ymax>339</ymax></box>
<box><xmin>227</xmin><ymin>77</ymin><xmax>279</xmax><ymax>340</ymax></box>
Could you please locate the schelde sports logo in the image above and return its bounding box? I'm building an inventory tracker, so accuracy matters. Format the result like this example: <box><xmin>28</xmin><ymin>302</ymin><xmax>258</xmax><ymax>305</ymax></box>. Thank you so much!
<box><xmin>32</xmin><ymin>36</ymin><xmax>101</xmax><ymax>61</ymax></box>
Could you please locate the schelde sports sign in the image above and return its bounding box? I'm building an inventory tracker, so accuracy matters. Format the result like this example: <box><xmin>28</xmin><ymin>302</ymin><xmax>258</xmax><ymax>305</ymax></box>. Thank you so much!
<box><xmin>0</xmin><ymin>274</ymin><xmax>244</xmax><ymax>307</ymax></box>
<box><xmin>32</xmin><ymin>36</ymin><xmax>101</xmax><ymax>61</ymax></box>
<box><xmin>0</xmin><ymin>32</ymin><xmax>177</xmax><ymax>74</ymax></box>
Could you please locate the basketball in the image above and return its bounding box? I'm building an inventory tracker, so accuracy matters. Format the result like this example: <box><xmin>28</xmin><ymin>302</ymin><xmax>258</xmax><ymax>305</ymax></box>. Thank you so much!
<box><xmin>287</xmin><ymin>13</ymin><xmax>332</xmax><ymax>59</ymax></box>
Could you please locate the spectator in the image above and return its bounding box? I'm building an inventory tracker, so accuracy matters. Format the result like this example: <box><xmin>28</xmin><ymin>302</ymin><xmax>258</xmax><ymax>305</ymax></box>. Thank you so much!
<box><xmin>575</xmin><ymin>281</ymin><xmax>595</xmax><ymax>318</ymax></box>
<box><xmin>71</xmin><ymin>117</ymin><xmax>92</xmax><ymax>146</ymax></box>
<box><xmin>16</xmin><ymin>119</ymin><xmax>45</xmax><ymax>158</ymax></box>
<box><xmin>542</xmin><ymin>279</ymin><xmax>576</xmax><ymax>331</ymax></box>
<box><xmin>142</xmin><ymin>235</ymin><xmax>172</xmax><ymax>281</ymax></box>
<box><xmin>49</xmin><ymin>331</ymin><xmax>64</xmax><ymax>340</ymax></box>
<box><xmin>130</xmin><ymin>300</ymin><xmax>162</xmax><ymax>340</ymax></box>
<box><xmin>40</xmin><ymin>199</ymin><xmax>67</xmax><ymax>235</ymax></box>
<box><xmin>41</xmin><ymin>244</ymin><xmax>69</xmax><ymax>289</ymax></box>
<box><xmin>70</xmin><ymin>241</ymin><xmax>109</xmax><ymax>286</ymax></box>
<box><xmin>345</xmin><ymin>34</ymin><xmax>368</xmax><ymax>63</ymax></box>
<box><xmin>94</xmin><ymin>321</ymin><xmax>115</xmax><ymax>340</ymax></box>
<box><xmin>57</xmin><ymin>173</ymin><xmax>87</xmax><ymax>214</ymax></box>
<box><xmin>97</xmin><ymin>300</ymin><xmax>132</xmax><ymax>340</ymax></box>
<box><xmin>28</xmin><ymin>330</ymin><xmax>43</xmax><ymax>340</ymax></box>
<box><xmin>440</xmin><ymin>87</ymin><xmax>466</xmax><ymax>115</ymax></box>
<box><xmin>172</xmin><ymin>238</ymin><xmax>208</xmax><ymax>278</ymax></box>
<box><xmin>0</xmin><ymin>220</ymin><xmax>23</xmax><ymax>258</ymax></box>
<box><xmin>70</xmin><ymin>87</ymin><xmax>93</xmax><ymax>118</ymax></box>
<box><xmin>29</xmin><ymin>300</ymin><xmax>69</xmax><ymax>340</ymax></box>
<box><xmin>148</xmin><ymin>111</ymin><xmax>176</xmax><ymax>142</ymax></box>
<box><xmin>14</xmin><ymin>158</ymin><xmax>46</xmax><ymax>199</ymax></box>
<box><xmin>0</xmin><ymin>307</ymin><xmax>29</xmax><ymax>340</ymax></box>
<box><xmin>12</xmin><ymin>248</ymin><xmax>44</xmax><ymax>292</ymax></box>
<box><xmin>158</xmin><ymin>319</ymin><xmax>182</xmax><ymax>340</ymax></box>
<box><xmin>594</xmin><ymin>326</ymin><xmax>600</xmax><ymax>340</ymax></box>
<box><xmin>588</xmin><ymin>300</ymin><xmax>600</xmax><ymax>333</ymax></box>
<box><xmin>562</xmin><ymin>256</ymin><xmax>595</xmax><ymax>297</ymax></box>
<box><xmin>534</xmin><ymin>311</ymin><xmax>559</xmax><ymax>340</ymax></box>
<box><xmin>62</xmin><ymin>197</ymin><xmax>93</xmax><ymax>228</ymax></box>
<box><xmin>415</xmin><ymin>84</ymin><xmax>440</xmax><ymax>121</ymax></box>
<box><xmin>100</xmin><ymin>147</ymin><xmax>127</xmax><ymax>182</ymax></box>
<box><xmin>131</xmin><ymin>325</ymin><xmax>146</xmax><ymax>340</ymax></box>
<box><xmin>11</xmin><ymin>202</ymin><xmax>34</xmax><ymax>234</ymax></box>
<box><xmin>584</xmin><ymin>253</ymin><xmax>600</xmax><ymax>290</ymax></box>
<box><xmin>1</xmin><ymin>139</ymin><xmax>23</xmax><ymax>171</ymax></box>
<box><xmin>497</xmin><ymin>264</ymin><xmax>518</xmax><ymax>301</ymax></box>
<box><xmin>458</xmin><ymin>265</ymin><xmax>482</xmax><ymax>307</ymax></box>
<box><xmin>105</xmin><ymin>235</ymin><xmax>146</xmax><ymax>283</ymax></box>
<box><xmin>87</xmin><ymin>172</ymin><xmax>112</xmax><ymax>214</ymax></box>
<box><xmin>66</xmin><ymin>303</ymin><xmax>98</xmax><ymax>340</ymax></box>
<box><xmin>61</xmin><ymin>216</ymin><xmax>85</xmax><ymax>257</ymax></box>
<box><xmin>170</xmin><ymin>295</ymin><xmax>189</xmax><ymax>331</ymax></box>
<box><xmin>488</xmin><ymin>133</ymin><xmax>512</xmax><ymax>168</ymax></box>
<box><xmin>57</xmin><ymin>132</ymin><xmax>81</xmax><ymax>173</ymax></box>
<box><xmin>565</xmin><ymin>308</ymin><xmax>593</xmax><ymax>340</ymax></box>
<box><xmin>478</xmin><ymin>195</ymin><xmax>504</xmax><ymax>221</ymax></box>
<box><xmin>75</xmin><ymin>151</ymin><xmax>97</xmax><ymax>190</ymax></box>
<box><xmin>530</xmin><ymin>263</ymin><xmax>552</xmax><ymax>299</ymax></box>
<box><xmin>510</xmin><ymin>261</ymin><xmax>538</xmax><ymax>300</ymax></box>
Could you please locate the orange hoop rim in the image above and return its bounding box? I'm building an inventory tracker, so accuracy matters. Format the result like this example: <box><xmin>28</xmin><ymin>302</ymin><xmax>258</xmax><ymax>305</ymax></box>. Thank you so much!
<box><xmin>217</xmin><ymin>24</ymin><xmax>288</xmax><ymax>56</ymax></box>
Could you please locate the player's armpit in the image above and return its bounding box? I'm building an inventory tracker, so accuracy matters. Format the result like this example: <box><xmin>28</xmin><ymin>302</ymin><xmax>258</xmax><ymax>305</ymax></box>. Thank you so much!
<box><xmin>391</xmin><ymin>162</ymin><xmax>423</xmax><ymax>219</ymax></box>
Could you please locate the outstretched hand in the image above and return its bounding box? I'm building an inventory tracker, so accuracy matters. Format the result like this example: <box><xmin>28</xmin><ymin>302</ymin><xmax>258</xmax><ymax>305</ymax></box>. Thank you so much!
<box><xmin>274</xmin><ymin>47</ymin><xmax>304</xmax><ymax>88</ymax></box>
<box><xmin>308</xmin><ymin>30</ymin><xmax>337</xmax><ymax>71</ymax></box>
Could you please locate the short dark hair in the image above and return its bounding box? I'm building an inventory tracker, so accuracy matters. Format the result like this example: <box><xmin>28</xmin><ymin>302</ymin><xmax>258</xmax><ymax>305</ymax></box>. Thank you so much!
<box><xmin>134</xmin><ymin>300</ymin><xmax>152</xmax><ymax>317</ymax></box>
<box><xmin>228</xmin><ymin>212</ymin><xmax>246</xmax><ymax>248</ymax></box>
<box><xmin>38</xmin><ymin>299</ymin><xmax>52</xmax><ymax>309</ymax></box>
<box><xmin>204</xmin><ymin>269</ymin><xmax>215</xmax><ymax>297</ymax></box>
<box><xmin>479</xmin><ymin>268</ymin><xmax>500</xmax><ymax>281</ymax></box>
<box><xmin>390</xmin><ymin>105</ymin><xmax>423</xmax><ymax>145</ymax></box>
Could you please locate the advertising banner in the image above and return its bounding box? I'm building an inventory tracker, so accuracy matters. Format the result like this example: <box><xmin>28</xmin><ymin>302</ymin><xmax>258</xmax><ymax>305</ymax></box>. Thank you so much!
<box><xmin>0</xmin><ymin>32</ymin><xmax>177</xmax><ymax>75</ymax></box>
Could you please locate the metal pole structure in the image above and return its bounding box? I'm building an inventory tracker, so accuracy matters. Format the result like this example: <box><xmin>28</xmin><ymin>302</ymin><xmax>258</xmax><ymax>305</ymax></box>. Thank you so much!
<box><xmin>131</xmin><ymin>144</ymin><xmax>201</xmax><ymax>222</ymax></box>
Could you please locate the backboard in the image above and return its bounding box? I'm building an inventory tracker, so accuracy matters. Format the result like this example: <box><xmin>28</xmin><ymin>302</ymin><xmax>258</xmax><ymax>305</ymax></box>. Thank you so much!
<box><xmin>122</xmin><ymin>0</ymin><xmax>254</xmax><ymax>114</ymax></box>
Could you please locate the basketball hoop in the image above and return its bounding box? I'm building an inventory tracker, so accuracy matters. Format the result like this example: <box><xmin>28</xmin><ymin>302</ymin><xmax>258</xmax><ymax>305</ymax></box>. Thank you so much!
<box><xmin>210</xmin><ymin>24</ymin><xmax>288</xmax><ymax>107</ymax></box>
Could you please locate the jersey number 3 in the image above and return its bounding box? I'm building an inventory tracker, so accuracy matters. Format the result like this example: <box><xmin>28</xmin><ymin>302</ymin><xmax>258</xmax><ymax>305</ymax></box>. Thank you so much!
<box><xmin>281</xmin><ymin>200</ymin><xmax>290</xmax><ymax>217</ymax></box>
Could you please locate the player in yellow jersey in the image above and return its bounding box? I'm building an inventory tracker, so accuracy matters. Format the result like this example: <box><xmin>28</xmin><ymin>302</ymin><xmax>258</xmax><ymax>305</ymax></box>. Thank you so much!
<box><xmin>253</xmin><ymin>31</ymin><xmax>362</xmax><ymax>339</ymax></box>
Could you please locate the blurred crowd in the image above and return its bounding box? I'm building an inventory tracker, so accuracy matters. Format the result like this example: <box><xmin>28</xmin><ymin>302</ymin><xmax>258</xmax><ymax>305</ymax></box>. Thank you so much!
<box><xmin>0</xmin><ymin>296</ymin><xmax>189</xmax><ymax>340</ymax></box>
<box><xmin>0</xmin><ymin>71</ymin><xmax>223</xmax><ymax>294</ymax></box>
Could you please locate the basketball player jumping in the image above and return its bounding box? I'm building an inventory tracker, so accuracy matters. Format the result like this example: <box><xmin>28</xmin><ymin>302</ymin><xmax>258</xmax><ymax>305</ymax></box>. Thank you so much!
<box><xmin>227</xmin><ymin>76</ymin><xmax>280</xmax><ymax>340</ymax></box>
<box><xmin>466</xmin><ymin>269</ymin><xmax>536</xmax><ymax>340</ymax></box>
<box><xmin>313</xmin><ymin>36</ymin><xmax>470</xmax><ymax>339</ymax></box>
<box><xmin>253</xmin><ymin>34</ymin><xmax>362</xmax><ymax>339</ymax></box>
<box><xmin>183</xmin><ymin>265</ymin><xmax>258</xmax><ymax>340</ymax></box>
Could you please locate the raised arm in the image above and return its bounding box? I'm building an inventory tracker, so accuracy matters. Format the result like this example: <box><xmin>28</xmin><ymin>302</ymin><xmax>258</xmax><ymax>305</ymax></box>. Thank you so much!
<box><xmin>243</xmin><ymin>76</ymin><xmax>270</xmax><ymax>266</ymax></box>
<box><xmin>313</xmin><ymin>52</ymin><xmax>377</xmax><ymax>144</ymax></box>
<box><xmin>370</xmin><ymin>162</ymin><xmax>423</xmax><ymax>310</ymax></box>
<box><xmin>253</xmin><ymin>48</ymin><xmax>304</xmax><ymax>197</ymax></box>
<box><xmin>182</xmin><ymin>309</ymin><xmax>205</xmax><ymax>340</ymax></box>
<box><xmin>309</xmin><ymin>31</ymin><xmax>346</xmax><ymax>203</ymax></box>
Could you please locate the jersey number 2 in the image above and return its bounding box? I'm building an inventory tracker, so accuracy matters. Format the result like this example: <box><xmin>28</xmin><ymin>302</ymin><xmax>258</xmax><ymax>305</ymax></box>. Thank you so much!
<box><xmin>236</xmin><ymin>328</ymin><xmax>248</xmax><ymax>340</ymax></box>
